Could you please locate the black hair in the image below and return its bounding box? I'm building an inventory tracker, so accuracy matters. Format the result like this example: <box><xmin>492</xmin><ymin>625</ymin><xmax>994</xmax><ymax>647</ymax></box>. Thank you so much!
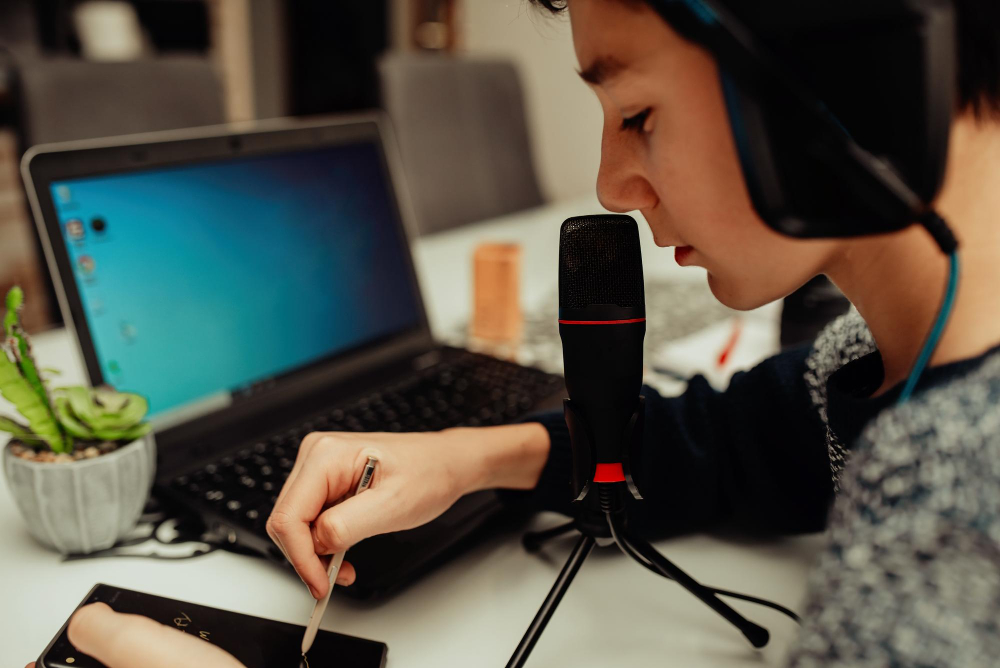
<box><xmin>528</xmin><ymin>0</ymin><xmax>1000</xmax><ymax>118</ymax></box>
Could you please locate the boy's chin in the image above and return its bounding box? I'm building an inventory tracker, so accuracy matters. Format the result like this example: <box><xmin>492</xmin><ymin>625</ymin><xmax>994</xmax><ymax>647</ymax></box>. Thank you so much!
<box><xmin>706</xmin><ymin>273</ymin><xmax>774</xmax><ymax>312</ymax></box>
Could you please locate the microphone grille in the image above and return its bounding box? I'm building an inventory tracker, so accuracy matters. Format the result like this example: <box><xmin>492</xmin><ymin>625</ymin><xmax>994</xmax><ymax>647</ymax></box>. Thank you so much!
<box><xmin>559</xmin><ymin>215</ymin><xmax>645</xmax><ymax>309</ymax></box>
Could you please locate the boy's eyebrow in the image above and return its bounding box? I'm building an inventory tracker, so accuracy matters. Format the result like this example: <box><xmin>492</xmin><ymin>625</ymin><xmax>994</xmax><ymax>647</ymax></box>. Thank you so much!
<box><xmin>577</xmin><ymin>55</ymin><xmax>628</xmax><ymax>85</ymax></box>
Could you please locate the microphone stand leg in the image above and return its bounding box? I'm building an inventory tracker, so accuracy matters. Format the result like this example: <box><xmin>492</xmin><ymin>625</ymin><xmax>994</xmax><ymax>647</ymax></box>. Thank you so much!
<box><xmin>522</xmin><ymin>521</ymin><xmax>577</xmax><ymax>553</ymax></box>
<box><xmin>506</xmin><ymin>534</ymin><xmax>596</xmax><ymax>668</ymax></box>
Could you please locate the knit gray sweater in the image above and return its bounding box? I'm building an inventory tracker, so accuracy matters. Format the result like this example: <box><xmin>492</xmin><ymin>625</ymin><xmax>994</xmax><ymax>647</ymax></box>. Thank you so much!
<box><xmin>787</xmin><ymin>309</ymin><xmax>1000</xmax><ymax>666</ymax></box>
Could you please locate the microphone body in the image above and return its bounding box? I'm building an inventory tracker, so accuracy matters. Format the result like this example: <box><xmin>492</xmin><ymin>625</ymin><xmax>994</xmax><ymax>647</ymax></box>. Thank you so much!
<box><xmin>522</xmin><ymin>214</ymin><xmax>772</xmax><ymax>653</ymax></box>
<box><xmin>558</xmin><ymin>215</ymin><xmax>646</xmax><ymax>502</ymax></box>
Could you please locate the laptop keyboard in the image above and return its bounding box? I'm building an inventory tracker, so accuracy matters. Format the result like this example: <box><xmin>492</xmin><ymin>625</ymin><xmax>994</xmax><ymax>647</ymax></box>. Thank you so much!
<box><xmin>169</xmin><ymin>351</ymin><xmax>563</xmax><ymax>535</ymax></box>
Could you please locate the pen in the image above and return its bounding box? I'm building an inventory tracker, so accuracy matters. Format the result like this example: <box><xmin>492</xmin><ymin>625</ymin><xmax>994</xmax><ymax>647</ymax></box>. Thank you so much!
<box><xmin>300</xmin><ymin>455</ymin><xmax>378</xmax><ymax>655</ymax></box>
<box><xmin>716</xmin><ymin>317</ymin><xmax>743</xmax><ymax>368</ymax></box>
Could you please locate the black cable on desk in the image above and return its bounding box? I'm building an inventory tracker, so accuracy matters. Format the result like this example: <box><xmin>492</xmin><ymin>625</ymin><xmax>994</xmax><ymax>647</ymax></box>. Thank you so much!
<box><xmin>605</xmin><ymin>511</ymin><xmax>801</xmax><ymax>624</ymax></box>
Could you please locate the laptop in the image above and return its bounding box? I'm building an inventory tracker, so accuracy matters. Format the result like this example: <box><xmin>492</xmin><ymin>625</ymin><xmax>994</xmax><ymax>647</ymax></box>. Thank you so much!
<box><xmin>21</xmin><ymin>114</ymin><xmax>565</xmax><ymax>598</ymax></box>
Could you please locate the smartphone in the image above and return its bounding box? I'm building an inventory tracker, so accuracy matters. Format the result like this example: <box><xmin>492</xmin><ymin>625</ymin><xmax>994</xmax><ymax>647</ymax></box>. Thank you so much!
<box><xmin>38</xmin><ymin>584</ymin><xmax>388</xmax><ymax>668</ymax></box>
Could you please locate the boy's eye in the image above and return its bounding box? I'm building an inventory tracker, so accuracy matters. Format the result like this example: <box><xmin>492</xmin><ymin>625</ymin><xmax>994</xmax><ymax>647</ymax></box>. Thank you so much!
<box><xmin>620</xmin><ymin>108</ymin><xmax>652</xmax><ymax>134</ymax></box>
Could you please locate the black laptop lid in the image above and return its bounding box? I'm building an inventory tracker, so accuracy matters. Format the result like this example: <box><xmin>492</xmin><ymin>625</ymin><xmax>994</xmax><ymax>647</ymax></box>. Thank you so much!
<box><xmin>22</xmin><ymin>115</ymin><xmax>434</xmax><ymax>453</ymax></box>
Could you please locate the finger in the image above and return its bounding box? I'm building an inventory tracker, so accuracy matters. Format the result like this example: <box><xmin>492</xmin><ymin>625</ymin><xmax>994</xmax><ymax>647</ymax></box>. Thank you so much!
<box><xmin>311</xmin><ymin>488</ymin><xmax>395</xmax><ymax>555</ymax></box>
<box><xmin>272</xmin><ymin>432</ymin><xmax>325</xmax><ymax>511</ymax></box>
<box><xmin>266</xmin><ymin>433</ymin><xmax>342</xmax><ymax>571</ymax></box>
<box><xmin>68</xmin><ymin>603</ymin><xmax>244</xmax><ymax>668</ymax></box>
<box><xmin>268</xmin><ymin>432</ymin><xmax>326</xmax><ymax>562</ymax></box>
<box><xmin>336</xmin><ymin>560</ymin><xmax>356</xmax><ymax>586</ymax></box>
<box><xmin>268</xmin><ymin>447</ymin><xmax>350</xmax><ymax>598</ymax></box>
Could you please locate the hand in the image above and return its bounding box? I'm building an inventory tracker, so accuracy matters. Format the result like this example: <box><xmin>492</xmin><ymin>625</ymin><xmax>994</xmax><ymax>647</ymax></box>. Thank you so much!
<box><xmin>267</xmin><ymin>424</ymin><xmax>549</xmax><ymax>599</ymax></box>
<box><xmin>48</xmin><ymin>602</ymin><xmax>245</xmax><ymax>667</ymax></box>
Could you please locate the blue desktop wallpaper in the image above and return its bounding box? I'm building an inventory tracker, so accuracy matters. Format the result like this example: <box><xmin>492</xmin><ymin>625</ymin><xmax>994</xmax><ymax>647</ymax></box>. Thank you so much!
<box><xmin>51</xmin><ymin>142</ymin><xmax>422</xmax><ymax>418</ymax></box>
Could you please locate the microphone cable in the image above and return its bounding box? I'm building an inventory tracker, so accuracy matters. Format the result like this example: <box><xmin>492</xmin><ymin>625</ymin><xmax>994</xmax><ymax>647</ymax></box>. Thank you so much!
<box><xmin>604</xmin><ymin>510</ymin><xmax>802</xmax><ymax>624</ymax></box>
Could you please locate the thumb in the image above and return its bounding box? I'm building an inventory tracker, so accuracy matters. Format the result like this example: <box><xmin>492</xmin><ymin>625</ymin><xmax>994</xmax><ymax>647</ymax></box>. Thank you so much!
<box><xmin>312</xmin><ymin>489</ymin><xmax>394</xmax><ymax>554</ymax></box>
<box><xmin>68</xmin><ymin>603</ymin><xmax>245</xmax><ymax>668</ymax></box>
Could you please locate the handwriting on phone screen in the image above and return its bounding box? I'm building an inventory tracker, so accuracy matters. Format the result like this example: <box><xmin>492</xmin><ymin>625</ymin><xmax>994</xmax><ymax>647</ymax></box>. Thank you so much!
<box><xmin>172</xmin><ymin>610</ymin><xmax>212</xmax><ymax>641</ymax></box>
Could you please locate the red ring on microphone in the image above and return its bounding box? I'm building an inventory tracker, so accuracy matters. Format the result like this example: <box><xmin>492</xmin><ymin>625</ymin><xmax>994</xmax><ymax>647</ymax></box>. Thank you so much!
<box><xmin>593</xmin><ymin>463</ymin><xmax>625</xmax><ymax>483</ymax></box>
<box><xmin>558</xmin><ymin>318</ymin><xmax>646</xmax><ymax>325</ymax></box>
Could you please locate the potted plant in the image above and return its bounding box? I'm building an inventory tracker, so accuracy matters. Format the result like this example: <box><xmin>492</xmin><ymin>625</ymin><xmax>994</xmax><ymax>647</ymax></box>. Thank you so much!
<box><xmin>1</xmin><ymin>286</ymin><xmax>156</xmax><ymax>554</ymax></box>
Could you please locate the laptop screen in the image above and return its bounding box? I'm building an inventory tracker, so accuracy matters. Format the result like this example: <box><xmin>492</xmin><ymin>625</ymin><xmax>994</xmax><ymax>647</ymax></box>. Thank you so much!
<box><xmin>48</xmin><ymin>140</ymin><xmax>422</xmax><ymax>422</ymax></box>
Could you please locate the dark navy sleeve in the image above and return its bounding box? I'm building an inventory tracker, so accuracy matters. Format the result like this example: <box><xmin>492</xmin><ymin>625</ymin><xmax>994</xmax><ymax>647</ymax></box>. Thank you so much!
<box><xmin>500</xmin><ymin>344</ymin><xmax>833</xmax><ymax>537</ymax></box>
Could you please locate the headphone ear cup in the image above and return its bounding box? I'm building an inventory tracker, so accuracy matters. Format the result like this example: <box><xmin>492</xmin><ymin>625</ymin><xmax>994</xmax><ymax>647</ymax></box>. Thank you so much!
<box><xmin>718</xmin><ymin>71</ymin><xmax>796</xmax><ymax>233</ymax></box>
<box><xmin>709</xmin><ymin>0</ymin><xmax>956</xmax><ymax>239</ymax></box>
<box><xmin>721</xmin><ymin>68</ymin><xmax>918</xmax><ymax>238</ymax></box>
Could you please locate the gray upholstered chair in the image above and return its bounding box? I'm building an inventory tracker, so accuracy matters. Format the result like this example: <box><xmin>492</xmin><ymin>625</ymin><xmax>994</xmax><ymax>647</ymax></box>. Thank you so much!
<box><xmin>16</xmin><ymin>55</ymin><xmax>225</xmax><ymax>146</ymax></box>
<box><xmin>379</xmin><ymin>54</ymin><xmax>544</xmax><ymax>236</ymax></box>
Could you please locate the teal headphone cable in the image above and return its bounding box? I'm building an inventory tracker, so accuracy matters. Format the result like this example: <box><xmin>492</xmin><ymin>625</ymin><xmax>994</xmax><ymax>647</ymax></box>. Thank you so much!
<box><xmin>898</xmin><ymin>242</ymin><xmax>961</xmax><ymax>404</ymax></box>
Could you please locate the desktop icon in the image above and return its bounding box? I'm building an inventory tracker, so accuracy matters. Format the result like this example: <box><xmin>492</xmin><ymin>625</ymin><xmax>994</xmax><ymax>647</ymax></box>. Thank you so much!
<box><xmin>91</xmin><ymin>217</ymin><xmax>108</xmax><ymax>234</ymax></box>
<box><xmin>65</xmin><ymin>219</ymin><xmax>85</xmax><ymax>241</ymax></box>
<box><xmin>56</xmin><ymin>185</ymin><xmax>71</xmax><ymax>204</ymax></box>
<box><xmin>78</xmin><ymin>255</ymin><xmax>96</xmax><ymax>276</ymax></box>
<box><xmin>120</xmin><ymin>321</ymin><xmax>138</xmax><ymax>344</ymax></box>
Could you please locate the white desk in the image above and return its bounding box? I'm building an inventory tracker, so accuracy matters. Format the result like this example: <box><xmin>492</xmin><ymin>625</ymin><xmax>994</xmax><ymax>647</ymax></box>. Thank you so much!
<box><xmin>0</xmin><ymin>197</ymin><xmax>824</xmax><ymax>666</ymax></box>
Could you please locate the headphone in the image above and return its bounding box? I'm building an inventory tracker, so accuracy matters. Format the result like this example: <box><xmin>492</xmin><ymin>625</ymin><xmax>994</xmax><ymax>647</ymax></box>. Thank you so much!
<box><xmin>648</xmin><ymin>0</ymin><xmax>960</xmax><ymax>402</ymax></box>
<box><xmin>648</xmin><ymin>0</ymin><xmax>957</xmax><ymax>248</ymax></box>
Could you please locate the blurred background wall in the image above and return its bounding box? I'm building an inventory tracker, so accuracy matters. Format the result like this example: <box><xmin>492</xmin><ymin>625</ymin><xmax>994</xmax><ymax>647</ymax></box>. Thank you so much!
<box><xmin>0</xmin><ymin>0</ymin><xmax>600</xmax><ymax>333</ymax></box>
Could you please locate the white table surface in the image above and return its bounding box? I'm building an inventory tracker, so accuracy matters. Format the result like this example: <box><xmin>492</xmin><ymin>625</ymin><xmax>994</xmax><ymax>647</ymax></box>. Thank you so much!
<box><xmin>1</xmin><ymin>196</ymin><xmax>824</xmax><ymax>667</ymax></box>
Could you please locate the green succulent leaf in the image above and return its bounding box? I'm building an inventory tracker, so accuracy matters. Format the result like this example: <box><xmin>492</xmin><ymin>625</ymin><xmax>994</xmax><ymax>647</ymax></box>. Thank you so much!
<box><xmin>113</xmin><ymin>392</ymin><xmax>148</xmax><ymax>427</ymax></box>
<box><xmin>93</xmin><ymin>387</ymin><xmax>130</xmax><ymax>413</ymax></box>
<box><xmin>53</xmin><ymin>395</ymin><xmax>96</xmax><ymax>439</ymax></box>
<box><xmin>0</xmin><ymin>351</ymin><xmax>67</xmax><ymax>453</ymax></box>
<box><xmin>12</xmin><ymin>325</ymin><xmax>54</xmax><ymax>418</ymax></box>
<box><xmin>0</xmin><ymin>415</ymin><xmax>45</xmax><ymax>448</ymax></box>
<box><xmin>3</xmin><ymin>287</ymin><xmax>58</xmax><ymax>426</ymax></box>
<box><xmin>3</xmin><ymin>286</ymin><xmax>23</xmax><ymax>338</ymax></box>
<box><xmin>63</xmin><ymin>386</ymin><xmax>100</xmax><ymax>425</ymax></box>
<box><xmin>92</xmin><ymin>422</ymin><xmax>151</xmax><ymax>442</ymax></box>
<box><xmin>58</xmin><ymin>386</ymin><xmax>150</xmax><ymax>441</ymax></box>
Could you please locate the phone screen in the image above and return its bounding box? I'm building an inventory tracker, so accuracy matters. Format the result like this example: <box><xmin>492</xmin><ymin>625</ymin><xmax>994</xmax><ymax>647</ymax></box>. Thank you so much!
<box><xmin>40</xmin><ymin>584</ymin><xmax>387</xmax><ymax>668</ymax></box>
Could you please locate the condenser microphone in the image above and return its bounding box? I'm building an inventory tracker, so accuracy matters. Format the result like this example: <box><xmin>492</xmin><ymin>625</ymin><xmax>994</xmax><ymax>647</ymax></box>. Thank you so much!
<box><xmin>558</xmin><ymin>215</ymin><xmax>646</xmax><ymax>503</ymax></box>
<box><xmin>555</xmin><ymin>215</ymin><xmax>772</xmax><ymax>651</ymax></box>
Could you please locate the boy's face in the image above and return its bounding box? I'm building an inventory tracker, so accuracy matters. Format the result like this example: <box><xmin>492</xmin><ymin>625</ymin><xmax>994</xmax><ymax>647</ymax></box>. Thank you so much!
<box><xmin>568</xmin><ymin>0</ymin><xmax>841</xmax><ymax>310</ymax></box>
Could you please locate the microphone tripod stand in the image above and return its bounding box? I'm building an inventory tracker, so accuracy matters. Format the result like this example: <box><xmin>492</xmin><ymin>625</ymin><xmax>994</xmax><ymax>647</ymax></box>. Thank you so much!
<box><xmin>506</xmin><ymin>400</ymin><xmax>798</xmax><ymax>668</ymax></box>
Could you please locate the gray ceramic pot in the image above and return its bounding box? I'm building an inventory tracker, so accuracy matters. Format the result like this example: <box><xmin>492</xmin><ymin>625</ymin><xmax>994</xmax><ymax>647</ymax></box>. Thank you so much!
<box><xmin>3</xmin><ymin>434</ymin><xmax>156</xmax><ymax>554</ymax></box>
